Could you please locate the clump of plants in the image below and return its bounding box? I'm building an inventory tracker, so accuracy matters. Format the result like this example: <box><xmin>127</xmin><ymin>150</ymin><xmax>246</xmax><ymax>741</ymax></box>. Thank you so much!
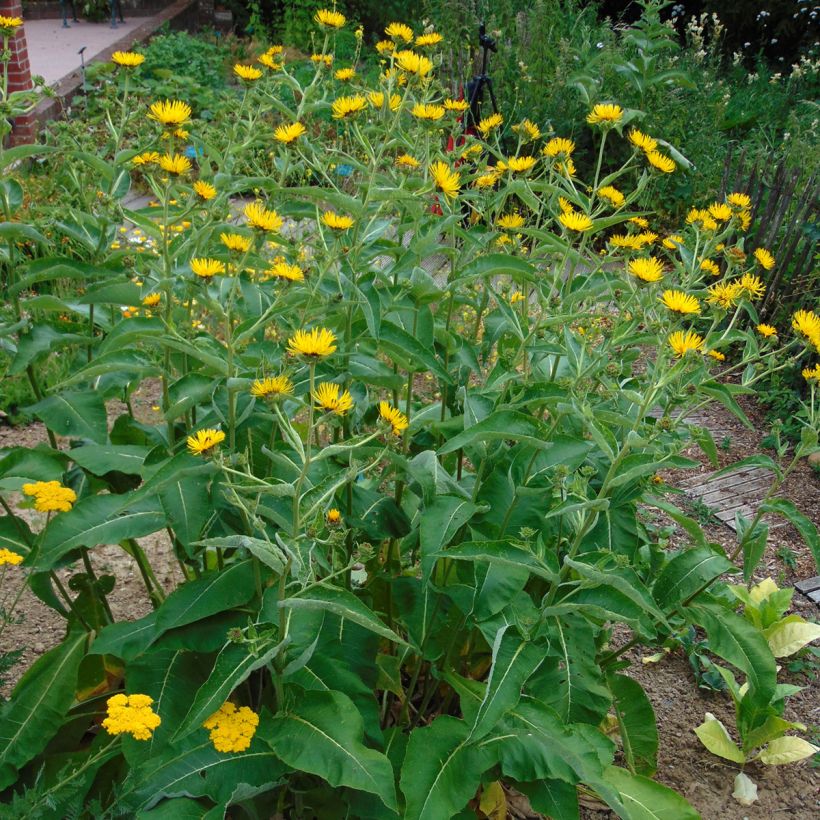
<box><xmin>1</xmin><ymin>9</ymin><xmax>820</xmax><ymax>818</ymax></box>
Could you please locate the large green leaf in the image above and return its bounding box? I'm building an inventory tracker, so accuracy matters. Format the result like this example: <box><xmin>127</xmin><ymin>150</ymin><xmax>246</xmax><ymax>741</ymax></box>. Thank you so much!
<box><xmin>602</xmin><ymin>766</ymin><xmax>700</xmax><ymax>819</ymax></box>
<box><xmin>69</xmin><ymin>445</ymin><xmax>151</xmax><ymax>476</ymax></box>
<box><xmin>652</xmin><ymin>546</ymin><xmax>733</xmax><ymax>608</ymax></box>
<box><xmin>158</xmin><ymin>471</ymin><xmax>213</xmax><ymax>556</ymax></box>
<box><xmin>29</xmin><ymin>391</ymin><xmax>108</xmax><ymax>444</ymax></box>
<box><xmin>419</xmin><ymin>496</ymin><xmax>479</xmax><ymax>580</ymax></box>
<box><xmin>262</xmin><ymin>689</ymin><xmax>397</xmax><ymax>811</ymax></box>
<box><xmin>90</xmin><ymin>612</ymin><xmax>158</xmax><ymax>662</ymax></box>
<box><xmin>0</xmin><ymin>631</ymin><xmax>87</xmax><ymax>789</ymax></box>
<box><xmin>517</xmin><ymin>779</ymin><xmax>579</xmax><ymax>819</ymax></box>
<box><xmin>609</xmin><ymin>674</ymin><xmax>658</xmax><ymax>775</ymax></box>
<box><xmin>760</xmin><ymin>497</ymin><xmax>820</xmax><ymax>572</ymax></box>
<box><xmin>378</xmin><ymin>321</ymin><xmax>452</xmax><ymax>384</ymax></box>
<box><xmin>400</xmin><ymin>715</ymin><xmax>496</xmax><ymax>820</ymax></box>
<box><xmin>438</xmin><ymin>411</ymin><xmax>551</xmax><ymax>455</ymax></box>
<box><xmin>431</xmin><ymin>541</ymin><xmax>556</xmax><ymax>582</ymax></box>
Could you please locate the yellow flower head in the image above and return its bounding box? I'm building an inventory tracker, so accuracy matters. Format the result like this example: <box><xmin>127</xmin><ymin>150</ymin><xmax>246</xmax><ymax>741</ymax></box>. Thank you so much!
<box><xmin>142</xmin><ymin>293</ymin><xmax>161</xmax><ymax>307</ymax></box>
<box><xmin>187</xmin><ymin>428</ymin><xmax>226</xmax><ymax>455</ymax></box>
<box><xmin>327</xmin><ymin>508</ymin><xmax>342</xmax><ymax>525</ymax></box>
<box><xmin>250</xmin><ymin>375</ymin><xmax>294</xmax><ymax>399</ymax></box>
<box><xmin>234</xmin><ymin>64</ymin><xmax>262</xmax><ymax>82</ymax></box>
<box><xmin>0</xmin><ymin>16</ymin><xmax>24</xmax><ymax>35</ymax></box>
<box><xmin>756</xmin><ymin>323</ymin><xmax>777</xmax><ymax>338</ymax></box>
<box><xmin>274</xmin><ymin>122</ymin><xmax>306</xmax><ymax>143</ymax></box>
<box><xmin>244</xmin><ymin>201</ymin><xmax>283</xmax><ymax>232</ymax></box>
<box><xmin>258</xmin><ymin>52</ymin><xmax>283</xmax><ymax>71</ymax></box>
<box><xmin>627</xmin><ymin>257</ymin><xmax>664</xmax><ymax>283</ymax></box>
<box><xmin>515</xmin><ymin>118</ymin><xmax>542</xmax><ymax>141</ymax></box>
<box><xmin>0</xmin><ymin>548</ymin><xmax>23</xmax><ymax>566</ymax></box>
<box><xmin>148</xmin><ymin>99</ymin><xmax>192</xmax><ymax>127</ymax></box>
<box><xmin>267</xmin><ymin>258</ymin><xmax>305</xmax><ymax>281</ymax></box>
<box><xmin>415</xmin><ymin>31</ymin><xmax>443</xmax><ymax>47</ymax></box>
<box><xmin>311</xmin><ymin>53</ymin><xmax>334</xmax><ymax>67</ymax></box>
<box><xmin>792</xmin><ymin>310</ymin><xmax>820</xmax><ymax>348</ymax></box>
<box><xmin>708</xmin><ymin>202</ymin><xmax>732</xmax><ymax>221</ymax></box>
<box><xmin>203</xmin><ymin>702</ymin><xmax>259</xmax><ymax>753</ymax></box>
<box><xmin>220</xmin><ymin>232</ymin><xmax>252</xmax><ymax>253</ymax></box>
<box><xmin>630</xmin><ymin>217</ymin><xmax>649</xmax><ymax>229</ymax></box>
<box><xmin>802</xmin><ymin>364</ymin><xmax>820</xmax><ymax>382</ymax></box>
<box><xmin>559</xmin><ymin>211</ymin><xmax>593</xmax><ymax>232</ymax></box>
<box><xmin>102</xmin><ymin>694</ymin><xmax>161</xmax><ymax>741</ymax></box>
<box><xmin>376</xmin><ymin>39</ymin><xmax>395</xmax><ymax>54</ymax></box>
<box><xmin>395</xmin><ymin>50</ymin><xmax>434</xmax><ymax>77</ymax></box>
<box><xmin>597</xmin><ymin>186</ymin><xmax>625</xmax><ymax>207</ymax></box>
<box><xmin>313</xmin><ymin>382</ymin><xmax>354</xmax><ymax>416</ymax></box>
<box><xmin>660</xmin><ymin>289</ymin><xmax>701</xmax><ymax>314</ymax></box>
<box><xmin>727</xmin><ymin>192</ymin><xmax>751</xmax><ymax>210</ymax></box>
<box><xmin>609</xmin><ymin>234</ymin><xmax>642</xmax><ymax>250</ymax></box>
<box><xmin>444</xmin><ymin>98</ymin><xmax>470</xmax><ymax>112</ymax></box>
<box><xmin>586</xmin><ymin>103</ymin><xmax>623</xmax><ymax>125</ymax></box>
<box><xmin>646</xmin><ymin>150</ymin><xmax>675</xmax><ymax>173</ymax></box>
<box><xmin>558</xmin><ymin>197</ymin><xmax>574</xmax><ymax>214</ymax></box>
<box><xmin>112</xmin><ymin>51</ymin><xmax>145</xmax><ymax>69</ymax></box>
<box><xmin>379</xmin><ymin>401</ymin><xmax>409</xmax><ymax>435</ymax></box>
<box><xmin>21</xmin><ymin>481</ymin><xmax>77</xmax><ymax>513</ymax></box>
<box><xmin>708</xmin><ymin>350</ymin><xmax>726</xmax><ymax>362</ymax></box>
<box><xmin>505</xmin><ymin>155</ymin><xmax>537</xmax><ymax>174</ymax></box>
<box><xmin>315</xmin><ymin>8</ymin><xmax>346</xmax><ymax>28</ymax></box>
<box><xmin>385</xmin><ymin>22</ymin><xmax>413</xmax><ymax>43</ymax></box>
<box><xmin>668</xmin><ymin>330</ymin><xmax>705</xmax><ymax>357</ymax></box>
<box><xmin>510</xmin><ymin>291</ymin><xmax>526</xmax><ymax>304</ymax></box>
<box><xmin>544</xmin><ymin>137</ymin><xmax>574</xmax><ymax>157</ymax></box>
<box><xmin>287</xmin><ymin>327</ymin><xmax>337</xmax><ymax>358</ymax></box>
<box><xmin>191</xmin><ymin>258</ymin><xmax>226</xmax><ymax>279</ymax></box>
<box><xmin>706</xmin><ymin>280</ymin><xmax>743</xmax><ymax>309</ymax></box>
<box><xmin>321</xmin><ymin>211</ymin><xmax>354</xmax><ymax>230</ymax></box>
<box><xmin>738</xmin><ymin>272</ymin><xmax>765</xmax><ymax>301</ymax></box>
<box><xmin>334</xmin><ymin>67</ymin><xmax>356</xmax><ymax>81</ymax></box>
<box><xmin>754</xmin><ymin>247</ymin><xmax>775</xmax><ymax>271</ymax></box>
<box><xmin>478</xmin><ymin>113</ymin><xmax>504</xmax><ymax>136</ymax></box>
<box><xmin>412</xmin><ymin>102</ymin><xmax>445</xmax><ymax>121</ymax></box>
<box><xmin>132</xmin><ymin>151</ymin><xmax>160</xmax><ymax>167</ymax></box>
<box><xmin>193</xmin><ymin>180</ymin><xmax>217</xmax><ymax>200</ymax></box>
<box><xmin>497</xmin><ymin>213</ymin><xmax>525</xmax><ymax>230</ymax></box>
<box><xmin>159</xmin><ymin>154</ymin><xmax>191</xmax><ymax>175</ymax></box>
<box><xmin>396</xmin><ymin>153</ymin><xmax>420</xmax><ymax>169</ymax></box>
<box><xmin>429</xmin><ymin>161</ymin><xmax>460</xmax><ymax>199</ymax></box>
<box><xmin>627</xmin><ymin>129</ymin><xmax>657</xmax><ymax>152</ymax></box>
<box><xmin>700</xmin><ymin>259</ymin><xmax>721</xmax><ymax>276</ymax></box>
<box><xmin>332</xmin><ymin>95</ymin><xmax>367</xmax><ymax>119</ymax></box>
<box><xmin>662</xmin><ymin>234</ymin><xmax>683</xmax><ymax>250</ymax></box>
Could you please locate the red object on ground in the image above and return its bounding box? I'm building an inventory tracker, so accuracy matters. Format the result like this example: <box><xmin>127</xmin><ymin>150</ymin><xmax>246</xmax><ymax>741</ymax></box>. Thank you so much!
<box><xmin>1</xmin><ymin>0</ymin><xmax>36</xmax><ymax>144</ymax></box>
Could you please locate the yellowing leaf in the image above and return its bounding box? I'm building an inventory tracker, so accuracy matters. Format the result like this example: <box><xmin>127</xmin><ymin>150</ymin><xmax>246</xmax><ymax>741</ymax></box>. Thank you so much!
<box><xmin>756</xmin><ymin>736</ymin><xmax>819</xmax><ymax>765</ymax></box>
<box><xmin>749</xmin><ymin>577</ymin><xmax>778</xmax><ymax>605</ymax></box>
<box><xmin>732</xmin><ymin>772</ymin><xmax>758</xmax><ymax>806</ymax></box>
<box><xmin>479</xmin><ymin>781</ymin><xmax>507</xmax><ymax>820</ymax></box>
<box><xmin>764</xmin><ymin>617</ymin><xmax>820</xmax><ymax>658</ymax></box>
<box><xmin>694</xmin><ymin>713</ymin><xmax>745</xmax><ymax>763</ymax></box>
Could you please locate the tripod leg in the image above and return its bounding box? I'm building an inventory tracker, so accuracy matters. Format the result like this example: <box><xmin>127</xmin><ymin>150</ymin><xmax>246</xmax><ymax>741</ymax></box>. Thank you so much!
<box><xmin>485</xmin><ymin>78</ymin><xmax>499</xmax><ymax>116</ymax></box>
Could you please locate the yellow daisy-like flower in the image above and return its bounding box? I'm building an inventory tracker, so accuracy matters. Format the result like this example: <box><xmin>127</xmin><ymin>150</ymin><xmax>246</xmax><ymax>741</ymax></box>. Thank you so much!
<box><xmin>668</xmin><ymin>330</ymin><xmax>705</xmax><ymax>357</ymax></box>
<box><xmin>429</xmin><ymin>161</ymin><xmax>460</xmax><ymax>199</ymax></box>
<box><xmin>411</xmin><ymin>103</ymin><xmax>445</xmax><ymax>121</ymax></box>
<box><xmin>444</xmin><ymin>98</ymin><xmax>470</xmax><ymax>112</ymax></box>
<box><xmin>315</xmin><ymin>8</ymin><xmax>346</xmax><ymax>28</ymax></box>
<box><xmin>738</xmin><ymin>272</ymin><xmax>765</xmax><ymax>301</ymax></box>
<box><xmin>313</xmin><ymin>382</ymin><xmax>354</xmax><ymax>416</ymax></box>
<box><xmin>148</xmin><ymin>99</ymin><xmax>192</xmax><ymax>127</ymax></box>
<box><xmin>378</xmin><ymin>401</ymin><xmax>409</xmax><ymax>435</ymax></box>
<box><xmin>792</xmin><ymin>310</ymin><xmax>820</xmax><ymax>347</ymax></box>
<box><xmin>737</xmin><ymin>210</ymin><xmax>752</xmax><ymax>231</ymax></box>
<box><xmin>754</xmin><ymin>248</ymin><xmax>775</xmax><ymax>270</ymax></box>
<box><xmin>287</xmin><ymin>328</ymin><xmax>337</xmax><ymax>358</ymax></box>
<box><xmin>660</xmin><ymin>289</ymin><xmax>701</xmax><ymax>314</ymax></box>
<box><xmin>334</xmin><ymin>67</ymin><xmax>356</xmax><ymax>81</ymax></box>
<box><xmin>708</xmin><ymin>202</ymin><xmax>732</xmax><ymax>221</ymax></box>
<box><xmin>646</xmin><ymin>151</ymin><xmax>675</xmax><ymax>173</ymax></box>
<box><xmin>395</xmin><ymin>49</ymin><xmax>434</xmax><ymax>77</ymax></box>
<box><xmin>635</xmin><ymin>231</ymin><xmax>657</xmax><ymax>247</ymax></box>
<box><xmin>187</xmin><ymin>429</ymin><xmax>226</xmax><ymax>455</ymax></box>
<box><xmin>708</xmin><ymin>350</ymin><xmax>726</xmax><ymax>362</ymax></box>
<box><xmin>158</xmin><ymin>153</ymin><xmax>191</xmax><ymax>175</ymax></box>
<box><xmin>627</xmin><ymin>257</ymin><xmax>664</xmax><ymax>283</ymax></box>
<box><xmin>700</xmin><ymin>259</ymin><xmax>721</xmax><ymax>276</ymax></box>
<box><xmin>597</xmin><ymin>186</ymin><xmax>625</xmax><ymax>207</ymax></box>
<box><xmin>515</xmin><ymin>118</ymin><xmax>542</xmax><ymax>141</ymax></box>
<box><xmin>102</xmin><ymin>694</ymin><xmax>161</xmax><ymax>742</ymax></box>
<box><xmin>332</xmin><ymin>95</ymin><xmax>367</xmax><ymax>119</ymax></box>
<box><xmin>497</xmin><ymin>214</ymin><xmax>525</xmax><ymax>230</ymax></box>
<box><xmin>662</xmin><ymin>234</ymin><xmax>683</xmax><ymax>250</ymax></box>
<box><xmin>274</xmin><ymin>122</ymin><xmax>306</xmax><ymax>143</ymax></box>
<box><xmin>802</xmin><ymin>364</ymin><xmax>820</xmax><ymax>382</ymax></box>
<box><xmin>687</xmin><ymin>208</ymin><xmax>718</xmax><ymax>231</ymax></box>
<box><xmin>132</xmin><ymin>151</ymin><xmax>160</xmax><ymax>167</ymax></box>
<box><xmin>244</xmin><ymin>202</ymin><xmax>283</xmax><ymax>232</ymax></box>
<box><xmin>258</xmin><ymin>52</ymin><xmax>283</xmax><ymax>71</ymax></box>
<box><xmin>627</xmin><ymin>128</ymin><xmax>657</xmax><ymax>152</ymax></box>
<box><xmin>368</xmin><ymin>91</ymin><xmax>401</xmax><ymax>111</ymax></box>
<box><xmin>629</xmin><ymin>217</ymin><xmax>649</xmax><ymax>230</ymax></box>
<box><xmin>558</xmin><ymin>197</ymin><xmax>574</xmax><ymax>214</ymax></box>
<box><xmin>505</xmin><ymin>155</ymin><xmax>537</xmax><ymax>174</ymax></box>
<box><xmin>586</xmin><ymin>103</ymin><xmax>623</xmax><ymax>125</ymax></box>
<box><xmin>415</xmin><ymin>31</ymin><xmax>443</xmax><ymax>47</ymax></box>
<box><xmin>311</xmin><ymin>53</ymin><xmax>334</xmax><ymax>67</ymax></box>
<box><xmin>757</xmin><ymin>323</ymin><xmax>777</xmax><ymax>338</ymax></box>
<box><xmin>190</xmin><ymin>258</ymin><xmax>226</xmax><ymax>279</ymax></box>
<box><xmin>327</xmin><ymin>508</ymin><xmax>342</xmax><ymax>525</ymax></box>
<box><xmin>478</xmin><ymin>113</ymin><xmax>504</xmax><ymax>136</ymax></box>
<box><xmin>21</xmin><ymin>481</ymin><xmax>77</xmax><ymax>513</ymax></box>
<box><xmin>385</xmin><ymin>22</ymin><xmax>413</xmax><ymax>43</ymax></box>
<box><xmin>0</xmin><ymin>16</ymin><xmax>24</xmax><ymax>35</ymax></box>
<box><xmin>321</xmin><ymin>211</ymin><xmax>354</xmax><ymax>230</ymax></box>
<box><xmin>234</xmin><ymin>64</ymin><xmax>262</xmax><ymax>82</ymax></box>
<box><xmin>727</xmin><ymin>192</ymin><xmax>751</xmax><ymax>209</ymax></box>
<box><xmin>112</xmin><ymin>51</ymin><xmax>145</xmax><ymax>69</ymax></box>
<box><xmin>396</xmin><ymin>153</ymin><xmax>420</xmax><ymax>169</ymax></box>
<box><xmin>193</xmin><ymin>180</ymin><xmax>216</xmax><ymax>200</ymax></box>
<box><xmin>510</xmin><ymin>291</ymin><xmax>526</xmax><ymax>304</ymax></box>
<box><xmin>559</xmin><ymin>211</ymin><xmax>593</xmax><ymax>232</ymax></box>
<box><xmin>376</xmin><ymin>39</ymin><xmax>395</xmax><ymax>54</ymax></box>
<box><xmin>250</xmin><ymin>375</ymin><xmax>294</xmax><ymax>399</ymax></box>
<box><xmin>706</xmin><ymin>280</ymin><xmax>743</xmax><ymax>310</ymax></box>
<box><xmin>267</xmin><ymin>258</ymin><xmax>304</xmax><ymax>281</ymax></box>
<box><xmin>0</xmin><ymin>548</ymin><xmax>23</xmax><ymax>566</ymax></box>
<box><xmin>609</xmin><ymin>234</ymin><xmax>643</xmax><ymax>250</ymax></box>
<box><xmin>544</xmin><ymin>137</ymin><xmax>574</xmax><ymax>157</ymax></box>
<box><xmin>475</xmin><ymin>173</ymin><xmax>498</xmax><ymax>189</ymax></box>
<box><xmin>220</xmin><ymin>232</ymin><xmax>252</xmax><ymax>253</ymax></box>
<box><xmin>203</xmin><ymin>703</ymin><xmax>259</xmax><ymax>754</ymax></box>
<box><xmin>142</xmin><ymin>293</ymin><xmax>161</xmax><ymax>307</ymax></box>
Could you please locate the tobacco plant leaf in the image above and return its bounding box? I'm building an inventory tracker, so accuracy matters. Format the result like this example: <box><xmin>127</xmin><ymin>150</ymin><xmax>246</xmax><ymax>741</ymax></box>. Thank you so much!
<box><xmin>755</xmin><ymin>736</ymin><xmax>819</xmax><ymax>765</ymax></box>
<box><xmin>608</xmin><ymin>674</ymin><xmax>658</xmax><ymax>775</ymax></box>
<box><xmin>693</xmin><ymin>713</ymin><xmax>745</xmax><ymax>763</ymax></box>
<box><xmin>602</xmin><ymin>766</ymin><xmax>700</xmax><ymax>819</ymax></box>
<box><xmin>651</xmin><ymin>546</ymin><xmax>734</xmax><ymax>608</ymax></box>
<box><xmin>764</xmin><ymin>616</ymin><xmax>820</xmax><ymax>658</ymax></box>
<box><xmin>517</xmin><ymin>779</ymin><xmax>579</xmax><ymax>819</ymax></box>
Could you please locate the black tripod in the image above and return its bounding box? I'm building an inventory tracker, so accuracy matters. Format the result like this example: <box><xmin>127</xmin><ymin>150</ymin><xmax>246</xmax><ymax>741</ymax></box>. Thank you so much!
<box><xmin>464</xmin><ymin>23</ymin><xmax>499</xmax><ymax>135</ymax></box>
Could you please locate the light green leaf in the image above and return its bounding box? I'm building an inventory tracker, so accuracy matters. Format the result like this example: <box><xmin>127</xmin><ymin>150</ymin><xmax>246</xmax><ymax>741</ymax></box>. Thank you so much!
<box><xmin>602</xmin><ymin>766</ymin><xmax>700</xmax><ymax>819</ymax></box>
<box><xmin>694</xmin><ymin>713</ymin><xmax>745</xmax><ymax>763</ymax></box>
<box><xmin>756</xmin><ymin>736</ymin><xmax>819</xmax><ymax>765</ymax></box>
<box><xmin>764</xmin><ymin>616</ymin><xmax>820</xmax><ymax>658</ymax></box>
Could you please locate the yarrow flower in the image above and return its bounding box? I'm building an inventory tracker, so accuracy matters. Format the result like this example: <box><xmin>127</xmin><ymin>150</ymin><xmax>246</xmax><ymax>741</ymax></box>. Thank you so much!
<box><xmin>287</xmin><ymin>328</ymin><xmax>337</xmax><ymax>358</ymax></box>
<box><xmin>395</xmin><ymin>50</ymin><xmax>434</xmax><ymax>77</ymax></box>
<box><xmin>378</xmin><ymin>401</ymin><xmax>409</xmax><ymax>435</ymax></box>
<box><xmin>332</xmin><ymin>95</ymin><xmax>367</xmax><ymax>119</ymax></box>
<box><xmin>221</xmin><ymin>233</ymin><xmax>252</xmax><ymax>253</ymax></box>
<box><xmin>148</xmin><ymin>99</ymin><xmax>192</xmax><ymax>127</ymax></box>
<box><xmin>429</xmin><ymin>161</ymin><xmax>460</xmax><ymax>199</ymax></box>
<box><xmin>202</xmin><ymin>702</ymin><xmax>259</xmax><ymax>753</ymax></box>
<box><xmin>668</xmin><ymin>329</ymin><xmax>705</xmax><ymax>357</ymax></box>
<box><xmin>159</xmin><ymin>154</ymin><xmax>191</xmax><ymax>175</ymax></box>
<box><xmin>314</xmin><ymin>8</ymin><xmax>346</xmax><ymax>28</ymax></box>
<box><xmin>251</xmin><ymin>375</ymin><xmax>294</xmax><ymax>399</ymax></box>
<box><xmin>628</xmin><ymin>257</ymin><xmax>664</xmax><ymax>283</ymax></box>
<box><xmin>193</xmin><ymin>180</ymin><xmax>216</xmax><ymax>200</ymax></box>
<box><xmin>112</xmin><ymin>51</ymin><xmax>145</xmax><ymax>68</ymax></box>
<box><xmin>274</xmin><ymin>122</ymin><xmax>306</xmax><ymax>143</ymax></box>
<box><xmin>191</xmin><ymin>258</ymin><xmax>226</xmax><ymax>279</ymax></box>
<box><xmin>21</xmin><ymin>481</ymin><xmax>77</xmax><ymax>513</ymax></box>
<box><xmin>313</xmin><ymin>382</ymin><xmax>354</xmax><ymax>416</ymax></box>
<box><xmin>187</xmin><ymin>428</ymin><xmax>226</xmax><ymax>455</ymax></box>
<box><xmin>660</xmin><ymin>290</ymin><xmax>701</xmax><ymax>314</ymax></box>
<box><xmin>321</xmin><ymin>211</ymin><xmax>354</xmax><ymax>230</ymax></box>
<box><xmin>234</xmin><ymin>64</ymin><xmax>262</xmax><ymax>82</ymax></box>
<box><xmin>0</xmin><ymin>548</ymin><xmax>23</xmax><ymax>566</ymax></box>
<box><xmin>586</xmin><ymin>103</ymin><xmax>623</xmax><ymax>125</ymax></box>
<box><xmin>102</xmin><ymin>694</ymin><xmax>161</xmax><ymax>741</ymax></box>
<box><xmin>753</xmin><ymin>248</ymin><xmax>775</xmax><ymax>270</ymax></box>
<box><xmin>244</xmin><ymin>202</ymin><xmax>283</xmax><ymax>232</ymax></box>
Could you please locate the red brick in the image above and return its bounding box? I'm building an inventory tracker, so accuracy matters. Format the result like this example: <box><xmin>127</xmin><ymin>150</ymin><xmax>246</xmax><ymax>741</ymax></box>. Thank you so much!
<box><xmin>1</xmin><ymin>0</ymin><xmax>34</xmax><ymax>144</ymax></box>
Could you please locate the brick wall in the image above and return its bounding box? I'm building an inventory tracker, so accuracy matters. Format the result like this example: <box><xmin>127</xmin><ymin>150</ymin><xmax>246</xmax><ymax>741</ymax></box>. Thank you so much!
<box><xmin>1</xmin><ymin>0</ymin><xmax>36</xmax><ymax>143</ymax></box>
